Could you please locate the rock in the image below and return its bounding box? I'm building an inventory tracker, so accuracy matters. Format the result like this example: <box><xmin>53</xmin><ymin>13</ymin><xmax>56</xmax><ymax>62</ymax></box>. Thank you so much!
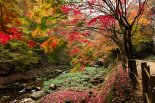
<box><xmin>1</xmin><ymin>96</ymin><xmax>11</xmax><ymax>102</ymax></box>
<box><xmin>25</xmin><ymin>86</ymin><xmax>40</xmax><ymax>92</ymax></box>
<box><xmin>14</xmin><ymin>83</ymin><xmax>20</xmax><ymax>85</ymax></box>
<box><xmin>22</xmin><ymin>83</ymin><xmax>27</xmax><ymax>87</ymax></box>
<box><xmin>36</xmin><ymin>78</ymin><xmax>42</xmax><ymax>81</ymax></box>
<box><xmin>31</xmin><ymin>90</ymin><xmax>36</xmax><ymax>92</ymax></box>
<box><xmin>31</xmin><ymin>91</ymin><xmax>44</xmax><ymax>100</ymax></box>
<box><xmin>20</xmin><ymin>98</ymin><xmax>34</xmax><ymax>103</ymax></box>
<box><xmin>82</xmin><ymin>77</ymin><xmax>90</xmax><ymax>82</ymax></box>
<box><xmin>55</xmin><ymin>69</ymin><xmax>62</xmax><ymax>72</ymax></box>
<box><xmin>19</xmin><ymin>88</ymin><xmax>26</xmax><ymax>93</ymax></box>
<box><xmin>11</xmin><ymin>99</ymin><xmax>18</xmax><ymax>103</ymax></box>
<box><xmin>0</xmin><ymin>69</ymin><xmax>10</xmax><ymax>76</ymax></box>
<box><xmin>36</xmin><ymin>87</ymin><xmax>41</xmax><ymax>91</ymax></box>
<box><xmin>49</xmin><ymin>84</ymin><xmax>57</xmax><ymax>90</ymax></box>
<box><xmin>45</xmin><ymin>90</ymin><xmax>51</xmax><ymax>94</ymax></box>
<box><xmin>89</xmin><ymin>76</ymin><xmax>104</xmax><ymax>85</ymax></box>
<box><xmin>25</xmin><ymin>86</ymin><xmax>34</xmax><ymax>92</ymax></box>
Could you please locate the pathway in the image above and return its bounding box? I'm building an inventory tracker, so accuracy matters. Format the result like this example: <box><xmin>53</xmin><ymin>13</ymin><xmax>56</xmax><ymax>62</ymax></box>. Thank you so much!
<box><xmin>135</xmin><ymin>60</ymin><xmax>155</xmax><ymax>96</ymax></box>
<box><xmin>136</xmin><ymin>60</ymin><xmax>155</xmax><ymax>79</ymax></box>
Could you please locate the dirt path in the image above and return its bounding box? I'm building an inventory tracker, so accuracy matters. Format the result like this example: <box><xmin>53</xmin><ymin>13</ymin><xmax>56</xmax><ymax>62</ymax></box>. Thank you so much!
<box><xmin>136</xmin><ymin>60</ymin><xmax>155</xmax><ymax>80</ymax></box>
<box><xmin>135</xmin><ymin>60</ymin><xmax>155</xmax><ymax>96</ymax></box>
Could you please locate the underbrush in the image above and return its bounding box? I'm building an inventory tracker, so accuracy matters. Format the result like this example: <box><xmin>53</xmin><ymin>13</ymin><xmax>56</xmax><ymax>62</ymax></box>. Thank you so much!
<box><xmin>43</xmin><ymin>66</ymin><xmax>111</xmax><ymax>92</ymax></box>
<box><xmin>42</xmin><ymin>90</ymin><xmax>93</xmax><ymax>103</ymax></box>
<box><xmin>105</xmin><ymin>67</ymin><xmax>143</xmax><ymax>103</ymax></box>
<box><xmin>42</xmin><ymin>62</ymin><xmax>116</xmax><ymax>103</ymax></box>
<box><xmin>0</xmin><ymin>41</ymin><xmax>40</xmax><ymax>73</ymax></box>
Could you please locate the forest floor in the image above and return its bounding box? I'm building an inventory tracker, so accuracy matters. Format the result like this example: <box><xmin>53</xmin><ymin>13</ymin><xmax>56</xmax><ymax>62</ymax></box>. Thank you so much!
<box><xmin>41</xmin><ymin>62</ymin><xmax>144</xmax><ymax>103</ymax></box>
<box><xmin>106</xmin><ymin>59</ymin><xmax>155</xmax><ymax>103</ymax></box>
<box><xmin>1</xmin><ymin>60</ymin><xmax>154</xmax><ymax>103</ymax></box>
<box><xmin>104</xmin><ymin>62</ymin><xmax>143</xmax><ymax>103</ymax></box>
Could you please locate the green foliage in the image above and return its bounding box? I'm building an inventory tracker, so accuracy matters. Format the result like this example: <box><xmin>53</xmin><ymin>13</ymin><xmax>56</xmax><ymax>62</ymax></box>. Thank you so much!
<box><xmin>0</xmin><ymin>40</ymin><xmax>40</xmax><ymax>72</ymax></box>
<box><xmin>132</xmin><ymin>34</ymin><xmax>153</xmax><ymax>56</ymax></box>
<box><xmin>30</xmin><ymin>0</ymin><xmax>66</xmax><ymax>32</ymax></box>
<box><xmin>44</xmin><ymin>38</ymin><xmax>69</xmax><ymax>64</ymax></box>
<box><xmin>43</xmin><ymin>66</ymin><xmax>110</xmax><ymax>91</ymax></box>
<box><xmin>132</xmin><ymin>34</ymin><xmax>152</xmax><ymax>46</ymax></box>
<box><xmin>133</xmin><ymin>44</ymin><xmax>148</xmax><ymax>54</ymax></box>
<box><xmin>144</xmin><ymin>55</ymin><xmax>155</xmax><ymax>61</ymax></box>
<box><xmin>107</xmin><ymin>49</ymin><xmax>119</xmax><ymax>61</ymax></box>
<box><xmin>28</xmin><ymin>19</ymin><xmax>38</xmax><ymax>31</ymax></box>
<box><xmin>70</xmin><ymin>63</ymin><xmax>81</xmax><ymax>72</ymax></box>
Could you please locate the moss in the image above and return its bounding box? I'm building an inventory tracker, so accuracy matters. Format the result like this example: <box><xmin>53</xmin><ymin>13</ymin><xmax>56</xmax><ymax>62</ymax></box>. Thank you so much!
<box><xmin>43</xmin><ymin>66</ymin><xmax>111</xmax><ymax>91</ymax></box>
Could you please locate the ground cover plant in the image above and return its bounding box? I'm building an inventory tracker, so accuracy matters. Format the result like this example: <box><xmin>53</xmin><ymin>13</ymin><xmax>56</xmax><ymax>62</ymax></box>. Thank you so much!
<box><xmin>43</xmin><ymin>66</ymin><xmax>111</xmax><ymax>92</ymax></box>
<box><xmin>105</xmin><ymin>68</ymin><xmax>143</xmax><ymax>103</ymax></box>
<box><xmin>42</xmin><ymin>63</ymin><xmax>132</xmax><ymax>103</ymax></box>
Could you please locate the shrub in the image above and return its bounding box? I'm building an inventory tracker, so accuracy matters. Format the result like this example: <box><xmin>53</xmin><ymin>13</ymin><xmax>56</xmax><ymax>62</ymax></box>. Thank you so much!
<box><xmin>42</xmin><ymin>90</ymin><xmax>90</xmax><ymax>103</ymax></box>
<box><xmin>132</xmin><ymin>34</ymin><xmax>153</xmax><ymax>58</ymax></box>
<box><xmin>0</xmin><ymin>40</ymin><xmax>40</xmax><ymax>73</ymax></box>
<box><xmin>43</xmin><ymin>67</ymin><xmax>110</xmax><ymax>92</ymax></box>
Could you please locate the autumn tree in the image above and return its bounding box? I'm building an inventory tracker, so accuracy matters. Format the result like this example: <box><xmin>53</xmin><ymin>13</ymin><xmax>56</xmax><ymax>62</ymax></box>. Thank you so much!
<box><xmin>0</xmin><ymin>0</ymin><xmax>22</xmax><ymax>31</ymax></box>
<box><xmin>0</xmin><ymin>0</ymin><xmax>40</xmax><ymax>73</ymax></box>
<box><xmin>49</xmin><ymin>0</ymin><xmax>152</xmax><ymax>85</ymax></box>
<box><xmin>63</xmin><ymin>0</ymin><xmax>148</xmax><ymax>70</ymax></box>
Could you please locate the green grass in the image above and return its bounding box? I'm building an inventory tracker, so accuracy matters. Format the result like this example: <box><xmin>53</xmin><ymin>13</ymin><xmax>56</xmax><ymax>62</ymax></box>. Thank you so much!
<box><xmin>43</xmin><ymin>66</ymin><xmax>111</xmax><ymax>92</ymax></box>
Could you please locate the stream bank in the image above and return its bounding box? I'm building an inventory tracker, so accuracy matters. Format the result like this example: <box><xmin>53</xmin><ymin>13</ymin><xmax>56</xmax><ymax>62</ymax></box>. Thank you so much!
<box><xmin>0</xmin><ymin>64</ymin><xmax>71</xmax><ymax>103</ymax></box>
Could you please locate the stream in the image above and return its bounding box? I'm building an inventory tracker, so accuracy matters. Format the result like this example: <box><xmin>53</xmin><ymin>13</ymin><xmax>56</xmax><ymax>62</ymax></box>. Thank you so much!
<box><xmin>0</xmin><ymin>65</ymin><xmax>71</xmax><ymax>103</ymax></box>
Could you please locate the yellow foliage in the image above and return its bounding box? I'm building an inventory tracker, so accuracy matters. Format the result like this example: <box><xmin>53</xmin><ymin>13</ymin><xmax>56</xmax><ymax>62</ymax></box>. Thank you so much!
<box><xmin>128</xmin><ymin>9</ymin><xmax>151</xmax><ymax>26</ymax></box>
<box><xmin>139</xmin><ymin>17</ymin><xmax>150</xmax><ymax>25</ymax></box>
<box><xmin>40</xmin><ymin>37</ymin><xmax>61</xmax><ymax>53</ymax></box>
<box><xmin>70</xmin><ymin>63</ymin><xmax>81</xmax><ymax>73</ymax></box>
<box><xmin>31</xmin><ymin>28</ymin><xmax>48</xmax><ymax>37</ymax></box>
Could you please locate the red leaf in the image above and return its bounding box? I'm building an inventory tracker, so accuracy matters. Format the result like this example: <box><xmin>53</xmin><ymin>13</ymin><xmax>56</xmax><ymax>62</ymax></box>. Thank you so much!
<box><xmin>73</xmin><ymin>10</ymin><xmax>81</xmax><ymax>15</ymax></box>
<box><xmin>87</xmin><ymin>17</ymin><xmax>98</xmax><ymax>25</ymax></box>
<box><xmin>8</xmin><ymin>28</ymin><xmax>20</xmax><ymax>35</ymax></box>
<box><xmin>70</xmin><ymin>18</ymin><xmax>78</xmax><ymax>24</ymax></box>
<box><xmin>68</xmin><ymin>32</ymin><xmax>80</xmax><ymax>41</ymax></box>
<box><xmin>81</xmin><ymin>31</ymin><xmax>90</xmax><ymax>36</ymax></box>
<box><xmin>27</xmin><ymin>41</ymin><xmax>36</xmax><ymax>48</ymax></box>
<box><xmin>70</xmin><ymin>47</ymin><xmax>80</xmax><ymax>56</ymax></box>
<box><xmin>80</xmin><ymin>65</ymin><xmax>86</xmax><ymax>71</ymax></box>
<box><xmin>51</xmin><ymin>41</ymin><xmax>58</xmax><ymax>48</ymax></box>
<box><xmin>140</xmin><ymin>2</ymin><xmax>145</xmax><ymax>11</ymax></box>
<box><xmin>88</xmin><ymin>15</ymin><xmax>115</xmax><ymax>26</ymax></box>
<box><xmin>8</xmin><ymin>27</ymin><xmax>22</xmax><ymax>40</ymax></box>
<box><xmin>97</xmin><ymin>15</ymin><xmax>115</xmax><ymax>23</ymax></box>
<box><xmin>61</xmin><ymin>6</ymin><xmax>71</xmax><ymax>14</ymax></box>
<box><xmin>0</xmin><ymin>32</ymin><xmax>10</xmax><ymax>44</ymax></box>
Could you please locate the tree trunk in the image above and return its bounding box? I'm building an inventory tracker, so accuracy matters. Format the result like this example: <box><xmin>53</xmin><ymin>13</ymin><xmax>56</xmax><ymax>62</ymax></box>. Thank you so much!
<box><xmin>118</xmin><ymin>46</ymin><xmax>127</xmax><ymax>69</ymax></box>
<box><xmin>127</xmin><ymin>30</ymin><xmax>138</xmax><ymax>88</ymax></box>
<box><xmin>123</xmin><ymin>33</ymin><xmax>129</xmax><ymax>58</ymax></box>
<box><xmin>127</xmin><ymin>29</ymin><xmax>133</xmax><ymax>60</ymax></box>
